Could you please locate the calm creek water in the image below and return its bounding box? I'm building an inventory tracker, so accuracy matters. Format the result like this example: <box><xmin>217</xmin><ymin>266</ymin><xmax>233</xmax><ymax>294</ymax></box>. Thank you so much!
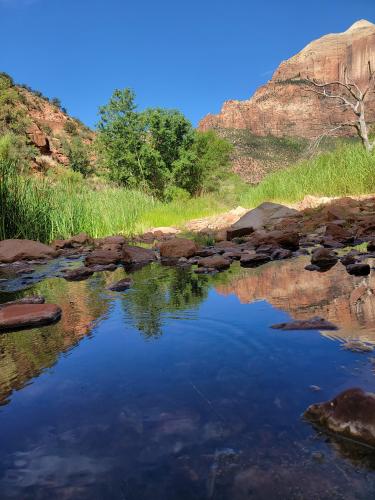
<box><xmin>0</xmin><ymin>257</ymin><xmax>375</xmax><ymax>499</ymax></box>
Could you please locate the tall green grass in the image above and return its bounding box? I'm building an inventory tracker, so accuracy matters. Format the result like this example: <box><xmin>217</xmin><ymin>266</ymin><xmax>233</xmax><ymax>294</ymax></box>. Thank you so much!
<box><xmin>1</xmin><ymin>143</ymin><xmax>374</xmax><ymax>243</ymax></box>
<box><xmin>239</xmin><ymin>143</ymin><xmax>375</xmax><ymax>207</ymax></box>
<box><xmin>0</xmin><ymin>160</ymin><xmax>228</xmax><ymax>242</ymax></box>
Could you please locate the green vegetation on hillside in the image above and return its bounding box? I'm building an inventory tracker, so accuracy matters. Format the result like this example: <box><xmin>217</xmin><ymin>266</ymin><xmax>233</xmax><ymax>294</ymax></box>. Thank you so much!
<box><xmin>1</xmin><ymin>142</ymin><xmax>375</xmax><ymax>243</ymax></box>
<box><xmin>1</xmin><ymin>71</ymin><xmax>375</xmax><ymax>243</ymax></box>
<box><xmin>219</xmin><ymin>128</ymin><xmax>358</xmax><ymax>183</ymax></box>
<box><xmin>239</xmin><ymin>142</ymin><xmax>375</xmax><ymax>207</ymax></box>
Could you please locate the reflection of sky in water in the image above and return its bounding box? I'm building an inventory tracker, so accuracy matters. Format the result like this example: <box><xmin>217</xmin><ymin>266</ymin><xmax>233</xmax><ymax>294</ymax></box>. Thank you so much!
<box><xmin>0</xmin><ymin>262</ymin><xmax>375</xmax><ymax>498</ymax></box>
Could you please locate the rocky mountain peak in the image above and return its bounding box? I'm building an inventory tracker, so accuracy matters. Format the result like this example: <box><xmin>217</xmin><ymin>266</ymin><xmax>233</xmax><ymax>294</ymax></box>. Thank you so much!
<box><xmin>199</xmin><ymin>21</ymin><xmax>375</xmax><ymax>139</ymax></box>
<box><xmin>347</xmin><ymin>19</ymin><xmax>374</xmax><ymax>31</ymax></box>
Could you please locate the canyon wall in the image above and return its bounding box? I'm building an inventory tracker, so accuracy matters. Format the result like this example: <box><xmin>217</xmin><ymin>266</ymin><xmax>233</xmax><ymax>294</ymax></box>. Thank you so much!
<box><xmin>199</xmin><ymin>20</ymin><xmax>375</xmax><ymax>139</ymax></box>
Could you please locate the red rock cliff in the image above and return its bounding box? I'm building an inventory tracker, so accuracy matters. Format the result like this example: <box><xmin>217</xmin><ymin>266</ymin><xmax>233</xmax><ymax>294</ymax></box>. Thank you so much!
<box><xmin>199</xmin><ymin>20</ymin><xmax>375</xmax><ymax>138</ymax></box>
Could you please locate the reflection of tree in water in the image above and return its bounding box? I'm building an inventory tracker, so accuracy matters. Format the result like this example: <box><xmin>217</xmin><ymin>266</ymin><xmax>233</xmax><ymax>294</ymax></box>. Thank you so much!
<box><xmin>122</xmin><ymin>263</ymin><xmax>244</xmax><ymax>338</ymax></box>
<box><xmin>121</xmin><ymin>264</ymin><xmax>210</xmax><ymax>338</ymax></box>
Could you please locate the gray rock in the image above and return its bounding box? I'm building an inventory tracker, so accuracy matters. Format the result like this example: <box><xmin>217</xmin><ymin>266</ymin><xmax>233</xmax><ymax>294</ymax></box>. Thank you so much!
<box><xmin>227</xmin><ymin>202</ymin><xmax>298</xmax><ymax>240</ymax></box>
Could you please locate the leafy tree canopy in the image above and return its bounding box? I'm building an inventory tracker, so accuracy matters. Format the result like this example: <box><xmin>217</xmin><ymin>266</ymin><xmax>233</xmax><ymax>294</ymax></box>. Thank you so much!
<box><xmin>96</xmin><ymin>88</ymin><xmax>232</xmax><ymax>198</ymax></box>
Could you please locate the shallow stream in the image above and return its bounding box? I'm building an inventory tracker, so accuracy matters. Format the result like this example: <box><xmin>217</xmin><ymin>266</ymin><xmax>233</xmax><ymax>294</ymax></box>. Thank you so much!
<box><xmin>0</xmin><ymin>257</ymin><xmax>375</xmax><ymax>499</ymax></box>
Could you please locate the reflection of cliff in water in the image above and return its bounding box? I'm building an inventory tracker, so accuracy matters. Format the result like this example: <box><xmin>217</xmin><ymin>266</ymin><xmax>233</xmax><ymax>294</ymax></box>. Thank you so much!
<box><xmin>216</xmin><ymin>257</ymin><xmax>375</xmax><ymax>341</ymax></box>
<box><xmin>0</xmin><ymin>276</ymin><xmax>110</xmax><ymax>405</ymax></box>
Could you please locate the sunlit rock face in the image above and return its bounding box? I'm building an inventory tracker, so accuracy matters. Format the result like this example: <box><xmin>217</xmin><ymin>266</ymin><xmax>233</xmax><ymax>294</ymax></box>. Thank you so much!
<box><xmin>216</xmin><ymin>257</ymin><xmax>375</xmax><ymax>341</ymax></box>
<box><xmin>199</xmin><ymin>20</ymin><xmax>375</xmax><ymax>138</ymax></box>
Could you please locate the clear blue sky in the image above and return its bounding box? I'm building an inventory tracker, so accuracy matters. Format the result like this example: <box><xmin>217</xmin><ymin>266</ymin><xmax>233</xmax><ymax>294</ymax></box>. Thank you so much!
<box><xmin>1</xmin><ymin>0</ymin><xmax>374</xmax><ymax>128</ymax></box>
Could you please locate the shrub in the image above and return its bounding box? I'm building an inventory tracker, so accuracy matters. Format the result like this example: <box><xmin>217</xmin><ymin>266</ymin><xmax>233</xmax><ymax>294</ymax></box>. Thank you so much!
<box><xmin>62</xmin><ymin>136</ymin><xmax>92</xmax><ymax>177</ymax></box>
<box><xmin>63</xmin><ymin>120</ymin><xmax>78</xmax><ymax>135</ymax></box>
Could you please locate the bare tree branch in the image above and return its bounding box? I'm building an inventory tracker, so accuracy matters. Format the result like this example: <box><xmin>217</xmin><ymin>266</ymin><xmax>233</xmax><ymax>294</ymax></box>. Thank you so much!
<box><xmin>302</xmin><ymin>63</ymin><xmax>375</xmax><ymax>152</ymax></box>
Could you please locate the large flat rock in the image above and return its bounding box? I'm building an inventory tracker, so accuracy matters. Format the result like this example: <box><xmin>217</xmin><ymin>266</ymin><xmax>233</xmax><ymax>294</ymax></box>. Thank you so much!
<box><xmin>0</xmin><ymin>303</ymin><xmax>62</xmax><ymax>331</ymax></box>
<box><xmin>0</xmin><ymin>239</ymin><xmax>58</xmax><ymax>263</ymax></box>
<box><xmin>227</xmin><ymin>203</ymin><xmax>298</xmax><ymax>239</ymax></box>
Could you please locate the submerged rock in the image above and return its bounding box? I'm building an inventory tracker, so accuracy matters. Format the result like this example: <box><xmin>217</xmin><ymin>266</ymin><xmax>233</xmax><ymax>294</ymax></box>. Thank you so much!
<box><xmin>342</xmin><ymin>340</ymin><xmax>374</xmax><ymax>353</ymax></box>
<box><xmin>0</xmin><ymin>239</ymin><xmax>58</xmax><ymax>263</ymax></box>
<box><xmin>0</xmin><ymin>296</ymin><xmax>45</xmax><ymax>309</ymax></box>
<box><xmin>345</xmin><ymin>263</ymin><xmax>370</xmax><ymax>277</ymax></box>
<box><xmin>194</xmin><ymin>267</ymin><xmax>217</xmax><ymax>275</ymax></box>
<box><xmin>0</xmin><ymin>303</ymin><xmax>62</xmax><ymax>331</ymax></box>
<box><xmin>107</xmin><ymin>278</ymin><xmax>133</xmax><ymax>291</ymax></box>
<box><xmin>62</xmin><ymin>267</ymin><xmax>94</xmax><ymax>281</ymax></box>
<box><xmin>304</xmin><ymin>388</ymin><xmax>375</xmax><ymax>447</ymax></box>
<box><xmin>311</xmin><ymin>247</ymin><xmax>338</xmax><ymax>270</ymax></box>
<box><xmin>240</xmin><ymin>253</ymin><xmax>271</xmax><ymax>268</ymax></box>
<box><xmin>198</xmin><ymin>255</ymin><xmax>231</xmax><ymax>271</ymax></box>
<box><xmin>87</xmin><ymin>263</ymin><xmax>117</xmax><ymax>272</ymax></box>
<box><xmin>340</xmin><ymin>251</ymin><xmax>359</xmax><ymax>266</ymax></box>
<box><xmin>271</xmin><ymin>248</ymin><xmax>293</xmax><ymax>260</ymax></box>
<box><xmin>159</xmin><ymin>238</ymin><xmax>197</xmax><ymax>259</ymax></box>
<box><xmin>271</xmin><ymin>316</ymin><xmax>338</xmax><ymax>331</ymax></box>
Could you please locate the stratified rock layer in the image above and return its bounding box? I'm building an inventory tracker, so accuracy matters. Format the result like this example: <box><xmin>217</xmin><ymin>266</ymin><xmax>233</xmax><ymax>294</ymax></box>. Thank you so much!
<box><xmin>199</xmin><ymin>20</ymin><xmax>375</xmax><ymax>138</ymax></box>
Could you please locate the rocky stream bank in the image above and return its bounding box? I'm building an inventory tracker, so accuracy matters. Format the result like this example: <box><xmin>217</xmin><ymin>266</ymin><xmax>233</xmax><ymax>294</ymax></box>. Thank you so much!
<box><xmin>2</xmin><ymin>196</ymin><xmax>375</xmax><ymax>448</ymax></box>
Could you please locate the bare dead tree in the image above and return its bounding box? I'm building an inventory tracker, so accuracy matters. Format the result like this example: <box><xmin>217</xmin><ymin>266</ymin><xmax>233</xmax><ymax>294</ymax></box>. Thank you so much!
<box><xmin>305</xmin><ymin>62</ymin><xmax>375</xmax><ymax>152</ymax></box>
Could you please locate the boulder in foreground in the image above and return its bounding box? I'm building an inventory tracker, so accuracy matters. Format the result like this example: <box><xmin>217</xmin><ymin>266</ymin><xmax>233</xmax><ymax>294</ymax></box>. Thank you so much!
<box><xmin>0</xmin><ymin>239</ymin><xmax>58</xmax><ymax>263</ymax></box>
<box><xmin>271</xmin><ymin>316</ymin><xmax>338</xmax><ymax>330</ymax></box>
<box><xmin>0</xmin><ymin>303</ymin><xmax>62</xmax><ymax>331</ymax></box>
<box><xmin>304</xmin><ymin>388</ymin><xmax>375</xmax><ymax>447</ymax></box>
<box><xmin>227</xmin><ymin>202</ymin><xmax>298</xmax><ymax>240</ymax></box>
<box><xmin>159</xmin><ymin>238</ymin><xmax>197</xmax><ymax>259</ymax></box>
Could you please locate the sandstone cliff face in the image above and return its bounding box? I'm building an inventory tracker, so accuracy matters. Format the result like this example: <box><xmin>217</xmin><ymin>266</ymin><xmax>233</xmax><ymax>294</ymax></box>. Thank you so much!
<box><xmin>17</xmin><ymin>86</ymin><xmax>92</xmax><ymax>169</ymax></box>
<box><xmin>199</xmin><ymin>20</ymin><xmax>375</xmax><ymax>138</ymax></box>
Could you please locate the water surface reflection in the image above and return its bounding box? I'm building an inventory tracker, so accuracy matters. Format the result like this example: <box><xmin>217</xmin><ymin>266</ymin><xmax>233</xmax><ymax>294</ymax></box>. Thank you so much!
<box><xmin>0</xmin><ymin>259</ymin><xmax>374</xmax><ymax>499</ymax></box>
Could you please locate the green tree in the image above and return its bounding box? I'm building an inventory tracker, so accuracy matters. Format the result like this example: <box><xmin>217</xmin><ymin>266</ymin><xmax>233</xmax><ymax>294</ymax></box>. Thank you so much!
<box><xmin>62</xmin><ymin>136</ymin><xmax>91</xmax><ymax>176</ymax></box>
<box><xmin>96</xmin><ymin>88</ymin><xmax>146</xmax><ymax>186</ymax></box>
<box><xmin>96</xmin><ymin>88</ymin><xmax>232</xmax><ymax>197</ymax></box>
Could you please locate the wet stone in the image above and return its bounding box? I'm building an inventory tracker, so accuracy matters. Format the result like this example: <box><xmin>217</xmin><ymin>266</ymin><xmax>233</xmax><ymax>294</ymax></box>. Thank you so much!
<box><xmin>198</xmin><ymin>255</ymin><xmax>231</xmax><ymax>271</ymax></box>
<box><xmin>107</xmin><ymin>278</ymin><xmax>133</xmax><ymax>292</ymax></box>
<box><xmin>304</xmin><ymin>388</ymin><xmax>375</xmax><ymax>447</ymax></box>
<box><xmin>0</xmin><ymin>303</ymin><xmax>62</xmax><ymax>332</ymax></box>
<box><xmin>345</xmin><ymin>263</ymin><xmax>371</xmax><ymax>276</ymax></box>
<box><xmin>271</xmin><ymin>316</ymin><xmax>338</xmax><ymax>331</ymax></box>
<box><xmin>342</xmin><ymin>340</ymin><xmax>374</xmax><ymax>353</ymax></box>
<box><xmin>311</xmin><ymin>247</ymin><xmax>338</xmax><ymax>270</ymax></box>
<box><xmin>87</xmin><ymin>263</ymin><xmax>118</xmax><ymax>272</ymax></box>
<box><xmin>0</xmin><ymin>296</ymin><xmax>45</xmax><ymax>309</ymax></box>
<box><xmin>62</xmin><ymin>267</ymin><xmax>94</xmax><ymax>281</ymax></box>
<box><xmin>271</xmin><ymin>248</ymin><xmax>293</xmax><ymax>260</ymax></box>
<box><xmin>240</xmin><ymin>253</ymin><xmax>271</xmax><ymax>268</ymax></box>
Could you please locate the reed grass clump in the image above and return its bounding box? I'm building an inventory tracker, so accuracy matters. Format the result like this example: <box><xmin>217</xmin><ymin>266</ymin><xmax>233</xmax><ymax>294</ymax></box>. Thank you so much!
<box><xmin>239</xmin><ymin>143</ymin><xmax>375</xmax><ymax>207</ymax></box>
<box><xmin>1</xmin><ymin>143</ymin><xmax>375</xmax><ymax>243</ymax></box>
